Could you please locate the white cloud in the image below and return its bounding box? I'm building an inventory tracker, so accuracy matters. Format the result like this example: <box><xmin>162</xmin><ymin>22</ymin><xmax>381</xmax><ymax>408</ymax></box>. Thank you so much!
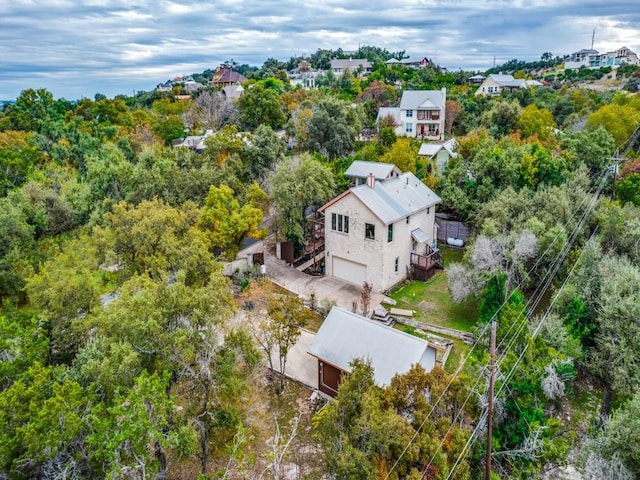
<box><xmin>0</xmin><ymin>0</ymin><xmax>638</xmax><ymax>99</ymax></box>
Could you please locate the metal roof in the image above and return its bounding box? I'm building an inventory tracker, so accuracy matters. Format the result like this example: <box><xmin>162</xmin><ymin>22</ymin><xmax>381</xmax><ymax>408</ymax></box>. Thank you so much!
<box><xmin>307</xmin><ymin>306</ymin><xmax>436</xmax><ymax>386</ymax></box>
<box><xmin>350</xmin><ymin>172</ymin><xmax>441</xmax><ymax>225</ymax></box>
<box><xmin>345</xmin><ymin>160</ymin><xmax>400</xmax><ymax>179</ymax></box>
<box><xmin>400</xmin><ymin>89</ymin><xmax>446</xmax><ymax>110</ymax></box>
<box><xmin>418</xmin><ymin>138</ymin><xmax>458</xmax><ymax>158</ymax></box>
<box><xmin>376</xmin><ymin>107</ymin><xmax>401</xmax><ymax>126</ymax></box>
<box><xmin>411</xmin><ymin>228</ymin><xmax>429</xmax><ymax>243</ymax></box>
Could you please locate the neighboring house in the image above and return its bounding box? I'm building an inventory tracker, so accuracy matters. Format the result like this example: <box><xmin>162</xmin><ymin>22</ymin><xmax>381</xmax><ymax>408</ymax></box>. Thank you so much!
<box><xmin>156</xmin><ymin>81</ymin><xmax>173</xmax><ymax>92</ymax></box>
<box><xmin>418</xmin><ymin>138</ymin><xmax>458</xmax><ymax>173</ymax></box>
<box><xmin>183</xmin><ymin>80</ymin><xmax>203</xmax><ymax>93</ymax></box>
<box><xmin>344</xmin><ymin>160</ymin><xmax>401</xmax><ymax>185</ymax></box>
<box><xmin>330</xmin><ymin>58</ymin><xmax>373</xmax><ymax>77</ymax></box>
<box><xmin>475</xmin><ymin>74</ymin><xmax>542</xmax><ymax>96</ymax></box>
<box><xmin>211</xmin><ymin>66</ymin><xmax>247</xmax><ymax>88</ymax></box>
<box><xmin>221</xmin><ymin>84</ymin><xmax>244</xmax><ymax>99</ymax></box>
<box><xmin>564</xmin><ymin>46</ymin><xmax>638</xmax><ymax>70</ymax></box>
<box><xmin>376</xmin><ymin>88</ymin><xmax>446</xmax><ymax>140</ymax></box>
<box><xmin>468</xmin><ymin>74</ymin><xmax>485</xmax><ymax>85</ymax></box>
<box><xmin>385</xmin><ymin>57</ymin><xmax>431</xmax><ymax>69</ymax></box>
<box><xmin>288</xmin><ymin>61</ymin><xmax>324</xmax><ymax>88</ymax></box>
<box><xmin>172</xmin><ymin>129</ymin><xmax>213</xmax><ymax>152</ymax></box>
<box><xmin>319</xmin><ymin>161</ymin><xmax>442</xmax><ymax>292</ymax></box>
<box><xmin>307</xmin><ymin>306</ymin><xmax>438</xmax><ymax>397</ymax></box>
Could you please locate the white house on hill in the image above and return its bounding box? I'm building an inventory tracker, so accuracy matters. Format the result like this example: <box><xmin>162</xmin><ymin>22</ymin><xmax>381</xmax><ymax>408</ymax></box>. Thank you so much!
<box><xmin>320</xmin><ymin>161</ymin><xmax>442</xmax><ymax>292</ymax></box>
<box><xmin>475</xmin><ymin>74</ymin><xmax>542</xmax><ymax>96</ymax></box>
<box><xmin>376</xmin><ymin>89</ymin><xmax>446</xmax><ymax>141</ymax></box>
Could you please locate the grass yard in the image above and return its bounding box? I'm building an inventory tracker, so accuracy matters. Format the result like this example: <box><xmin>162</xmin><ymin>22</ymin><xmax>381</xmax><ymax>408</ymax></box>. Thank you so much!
<box><xmin>388</xmin><ymin>271</ymin><xmax>477</xmax><ymax>332</ymax></box>
<box><xmin>389</xmin><ymin>247</ymin><xmax>478</xmax><ymax>374</ymax></box>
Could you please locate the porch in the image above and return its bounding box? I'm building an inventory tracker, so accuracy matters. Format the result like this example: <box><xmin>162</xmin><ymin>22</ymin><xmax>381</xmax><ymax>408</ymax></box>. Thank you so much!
<box><xmin>410</xmin><ymin>246</ymin><xmax>443</xmax><ymax>282</ymax></box>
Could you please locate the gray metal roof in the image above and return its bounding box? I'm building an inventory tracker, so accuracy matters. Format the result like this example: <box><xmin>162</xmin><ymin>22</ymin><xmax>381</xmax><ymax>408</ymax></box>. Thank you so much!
<box><xmin>376</xmin><ymin>107</ymin><xmax>401</xmax><ymax>126</ymax></box>
<box><xmin>351</xmin><ymin>172</ymin><xmax>441</xmax><ymax>225</ymax></box>
<box><xmin>418</xmin><ymin>138</ymin><xmax>458</xmax><ymax>158</ymax></box>
<box><xmin>488</xmin><ymin>74</ymin><xmax>526</xmax><ymax>88</ymax></box>
<box><xmin>345</xmin><ymin>161</ymin><xmax>400</xmax><ymax>179</ymax></box>
<box><xmin>399</xmin><ymin>89</ymin><xmax>446</xmax><ymax>110</ymax></box>
<box><xmin>307</xmin><ymin>306</ymin><xmax>436</xmax><ymax>386</ymax></box>
<box><xmin>411</xmin><ymin>228</ymin><xmax>429</xmax><ymax>243</ymax></box>
<box><xmin>330</xmin><ymin>58</ymin><xmax>372</xmax><ymax>69</ymax></box>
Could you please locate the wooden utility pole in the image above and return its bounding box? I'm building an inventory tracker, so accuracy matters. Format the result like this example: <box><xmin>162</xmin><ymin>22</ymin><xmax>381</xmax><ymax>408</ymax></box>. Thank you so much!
<box><xmin>485</xmin><ymin>321</ymin><xmax>497</xmax><ymax>480</ymax></box>
<box><xmin>591</xmin><ymin>29</ymin><xmax>596</xmax><ymax>50</ymax></box>
<box><xmin>609</xmin><ymin>150</ymin><xmax>627</xmax><ymax>200</ymax></box>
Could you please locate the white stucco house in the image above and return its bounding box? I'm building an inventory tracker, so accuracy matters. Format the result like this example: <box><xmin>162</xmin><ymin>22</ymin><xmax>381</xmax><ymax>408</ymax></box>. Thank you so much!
<box><xmin>319</xmin><ymin>161</ymin><xmax>442</xmax><ymax>292</ymax></box>
<box><xmin>330</xmin><ymin>58</ymin><xmax>373</xmax><ymax>77</ymax></box>
<box><xmin>418</xmin><ymin>138</ymin><xmax>458</xmax><ymax>173</ymax></box>
<box><xmin>564</xmin><ymin>46</ymin><xmax>639</xmax><ymax>70</ymax></box>
<box><xmin>475</xmin><ymin>74</ymin><xmax>542</xmax><ymax>96</ymax></box>
<box><xmin>376</xmin><ymin>89</ymin><xmax>446</xmax><ymax>141</ymax></box>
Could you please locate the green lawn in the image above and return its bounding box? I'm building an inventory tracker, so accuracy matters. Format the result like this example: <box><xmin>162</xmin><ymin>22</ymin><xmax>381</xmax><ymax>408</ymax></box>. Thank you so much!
<box><xmin>388</xmin><ymin>247</ymin><xmax>478</xmax><ymax>374</ymax></box>
<box><xmin>388</xmin><ymin>271</ymin><xmax>477</xmax><ymax>332</ymax></box>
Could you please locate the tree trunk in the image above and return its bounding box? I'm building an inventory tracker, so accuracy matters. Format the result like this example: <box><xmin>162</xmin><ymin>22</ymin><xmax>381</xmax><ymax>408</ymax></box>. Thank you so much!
<box><xmin>600</xmin><ymin>381</ymin><xmax>613</xmax><ymax>425</ymax></box>
<box><xmin>155</xmin><ymin>441</ymin><xmax>167</xmax><ymax>480</ymax></box>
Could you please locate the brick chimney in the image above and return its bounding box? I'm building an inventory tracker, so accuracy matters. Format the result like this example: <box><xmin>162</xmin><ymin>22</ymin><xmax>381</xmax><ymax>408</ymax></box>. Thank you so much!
<box><xmin>366</xmin><ymin>173</ymin><xmax>375</xmax><ymax>189</ymax></box>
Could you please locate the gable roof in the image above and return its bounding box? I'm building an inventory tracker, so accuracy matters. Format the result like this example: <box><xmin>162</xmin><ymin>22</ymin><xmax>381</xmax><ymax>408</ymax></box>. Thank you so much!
<box><xmin>399</xmin><ymin>89</ymin><xmax>446</xmax><ymax>110</ymax></box>
<box><xmin>321</xmin><ymin>171</ymin><xmax>440</xmax><ymax>224</ymax></box>
<box><xmin>487</xmin><ymin>74</ymin><xmax>526</xmax><ymax>88</ymax></box>
<box><xmin>213</xmin><ymin>67</ymin><xmax>247</xmax><ymax>84</ymax></box>
<box><xmin>344</xmin><ymin>160</ymin><xmax>401</xmax><ymax>180</ymax></box>
<box><xmin>376</xmin><ymin>107</ymin><xmax>401</xmax><ymax>126</ymax></box>
<box><xmin>418</xmin><ymin>138</ymin><xmax>458</xmax><ymax>158</ymax></box>
<box><xmin>330</xmin><ymin>58</ymin><xmax>372</xmax><ymax>70</ymax></box>
<box><xmin>307</xmin><ymin>306</ymin><xmax>436</xmax><ymax>386</ymax></box>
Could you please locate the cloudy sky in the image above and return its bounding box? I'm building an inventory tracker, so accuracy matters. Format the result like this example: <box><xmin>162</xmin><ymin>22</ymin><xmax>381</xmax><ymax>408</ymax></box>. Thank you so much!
<box><xmin>1</xmin><ymin>0</ymin><xmax>638</xmax><ymax>100</ymax></box>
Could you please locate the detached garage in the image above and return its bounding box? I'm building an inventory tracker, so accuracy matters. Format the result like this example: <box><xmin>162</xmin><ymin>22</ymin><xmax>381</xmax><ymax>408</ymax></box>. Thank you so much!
<box><xmin>332</xmin><ymin>256</ymin><xmax>367</xmax><ymax>286</ymax></box>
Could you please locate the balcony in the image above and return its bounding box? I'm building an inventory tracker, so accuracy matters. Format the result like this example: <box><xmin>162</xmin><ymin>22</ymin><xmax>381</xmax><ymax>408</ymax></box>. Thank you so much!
<box><xmin>417</xmin><ymin>110</ymin><xmax>440</xmax><ymax>121</ymax></box>
<box><xmin>410</xmin><ymin>248</ymin><xmax>443</xmax><ymax>281</ymax></box>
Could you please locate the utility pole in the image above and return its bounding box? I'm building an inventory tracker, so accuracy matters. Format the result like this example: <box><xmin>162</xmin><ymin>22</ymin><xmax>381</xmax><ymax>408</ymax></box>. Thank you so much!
<box><xmin>485</xmin><ymin>321</ymin><xmax>497</xmax><ymax>480</ymax></box>
<box><xmin>591</xmin><ymin>29</ymin><xmax>596</xmax><ymax>50</ymax></box>
<box><xmin>608</xmin><ymin>150</ymin><xmax>627</xmax><ymax>200</ymax></box>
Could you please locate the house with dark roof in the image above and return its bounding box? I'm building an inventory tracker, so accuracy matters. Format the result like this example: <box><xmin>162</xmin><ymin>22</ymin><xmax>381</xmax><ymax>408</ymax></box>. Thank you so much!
<box><xmin>375</xmin><ymin>88</ymin><xmax>446</xmax><ymax>140</ymax></box>
<box><xmin>319</xmin><ymin>160</ymin><xmax>442</xmax><ymax>292</ymax></box>
<box><xmin>211</xmin><ymin>66</ymin><xmax>247</xmax><ymax>88</ymax></box>
<box><xmin>307</xmin><ymin>306</ymin><xmax>438</xmax><ymax>397</ymax></box>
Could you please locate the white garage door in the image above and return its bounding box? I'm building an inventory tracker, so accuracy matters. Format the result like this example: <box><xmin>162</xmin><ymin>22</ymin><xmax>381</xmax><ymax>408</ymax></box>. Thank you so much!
<box><xmin>332</xmin><ymin>257</ymin><xmax>367</xmax><ymax>286</ymax></box>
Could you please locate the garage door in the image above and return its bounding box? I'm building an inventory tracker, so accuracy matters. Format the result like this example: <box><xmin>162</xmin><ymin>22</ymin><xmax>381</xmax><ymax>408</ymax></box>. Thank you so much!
<box><xmin>332</xmin><ymin>257</ymin><xmax>367</xmax><ymax>286</ymax></box>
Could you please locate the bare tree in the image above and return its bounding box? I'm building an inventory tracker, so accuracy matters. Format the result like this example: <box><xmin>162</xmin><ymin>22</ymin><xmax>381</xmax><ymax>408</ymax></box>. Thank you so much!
<box><xmin>182</xmin><ymin>91</ymin><xmax>239</xmax><ymax>131</ymax></box>
<box><xmin>360</xmin><ymin>281</ymin><xmax>372</xmax><ymax>318</ymax></box>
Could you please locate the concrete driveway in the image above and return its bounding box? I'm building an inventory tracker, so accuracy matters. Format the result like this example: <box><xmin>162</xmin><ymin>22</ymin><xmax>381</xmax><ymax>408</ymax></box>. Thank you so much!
<box><xmin>240</xmin><ymin>241</ymin><xmax>385</xmax><ymax>312</ymax></box>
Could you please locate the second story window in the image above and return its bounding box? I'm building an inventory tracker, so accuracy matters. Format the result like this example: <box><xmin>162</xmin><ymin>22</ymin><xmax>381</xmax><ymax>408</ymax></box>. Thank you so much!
<box><xmin>388</xmin><ymin>223</ymin><xmax>394</xmax><ymax>242</ymax></box>
<box><xmin>331</xmin><ymin>213</ymin><xmax>349</xmax><ymax>233</ymax></box>
<box><xmin>406</xmin><ymin>109</ymin><xmax>413</xmax><ymax>117</ymax></box>
<box><xmin>365</xmin><ymin>223</ymin><xmax>375</xmax><ymax>240</ymax></box>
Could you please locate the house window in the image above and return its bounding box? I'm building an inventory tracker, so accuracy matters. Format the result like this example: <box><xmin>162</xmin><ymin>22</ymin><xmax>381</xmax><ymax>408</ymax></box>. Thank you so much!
<box><xmin>406</xmin><ymin>109</ymin><xmax>413</xmax><ymax>117</ymax></box>
<box><xmin>395</xmin><ymin>257</ymin><xmax>399</xmax><ymax>273</ymax></box>
<box><xmin>388</xmin><ymin>223</ymin><xmax>394</xmax><ymax>242</ymax></box>
<box><xmin>405</xmin><ymin>123</ymin><xmax>413</xmax><ymax>133</ymax></box>
<box><xmin>406</xmin><ymin>216</ymin><xmax>410</xmax><ymax>225</ymax></box>
<box><xmin>365</xmin><ymin>223</ymin><xmax>375</xmax><ymax>240</ymax></box>
<box><xmin>331</xmin><ymin>213</ymin><xmax>349</xmax><ymax>233</ymax></box>
<box><xmin>426</xmin><ymin>207</ymin><xmax>430</xmax><ymax>214</ymax></box>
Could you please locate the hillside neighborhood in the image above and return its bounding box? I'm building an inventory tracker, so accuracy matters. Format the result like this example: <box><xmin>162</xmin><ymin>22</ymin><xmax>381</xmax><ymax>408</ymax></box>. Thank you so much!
<box><xmin>1</xmin><ymin>40</ymin><xmax>640</xmax><ymax>480</ymax></box>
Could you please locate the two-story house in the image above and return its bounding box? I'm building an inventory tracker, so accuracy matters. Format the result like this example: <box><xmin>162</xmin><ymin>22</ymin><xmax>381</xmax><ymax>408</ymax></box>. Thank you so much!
<box><xmin>319</xmin><ymin>161</ymin><xmax>442</xmax><ymax>292</ymax></box>
<box><xmin>376</xmin><ymin>89</ymin><xmax>446</xmax><ymax>141</ymax></box>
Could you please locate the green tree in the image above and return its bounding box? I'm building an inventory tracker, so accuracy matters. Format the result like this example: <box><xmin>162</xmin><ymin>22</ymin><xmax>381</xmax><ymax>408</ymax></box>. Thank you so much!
<box><xmin>517</xmin><ymin>104</ymin><xmax>557</xmax><ymax>142</ymax></box>
<box><xmin>380</xmin><ymin>137</ymin><xmax>418</xmax><ymax>173</ymax></box>
<box><xmin>153</xmin><ymin>114</ymin><xmax>185</xmax><ymax>145</ymax></box>
<box><xmin>198</xmin><ymin>184</ymin><xmax>264</xmax><ymax>260</ymax></box>
<box><xmin>0</xmin><ymin>131</ymin><xmax>42</xmax><ymax>196</ymax></box>
<box><xmin>238</xmin><ymin>83</ymin><xmax>286</xmax><ymax>131</ymax></box>
<box><xmin>305</xmin><ymin>96</ymin><xmax>358</xmax><ymax>159</ymax></box>
<box><xmin>587</xmin><ymin>103</ymin><xmax>640</xmax><ymax>148</ymax></box>
<box><xmin>94</xmin><ymin>198</ymin><xmax>214</xmax><ymax>283</ymax></box>
<box><xmin>243</xmin><ymin>124</ymin><xmax>285</xmax><ymax>180</ymax></box>
<box><xmin>269</xmin><ymin>155</ymin><xmax>335</xmax><ymax>246</ymax></box>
